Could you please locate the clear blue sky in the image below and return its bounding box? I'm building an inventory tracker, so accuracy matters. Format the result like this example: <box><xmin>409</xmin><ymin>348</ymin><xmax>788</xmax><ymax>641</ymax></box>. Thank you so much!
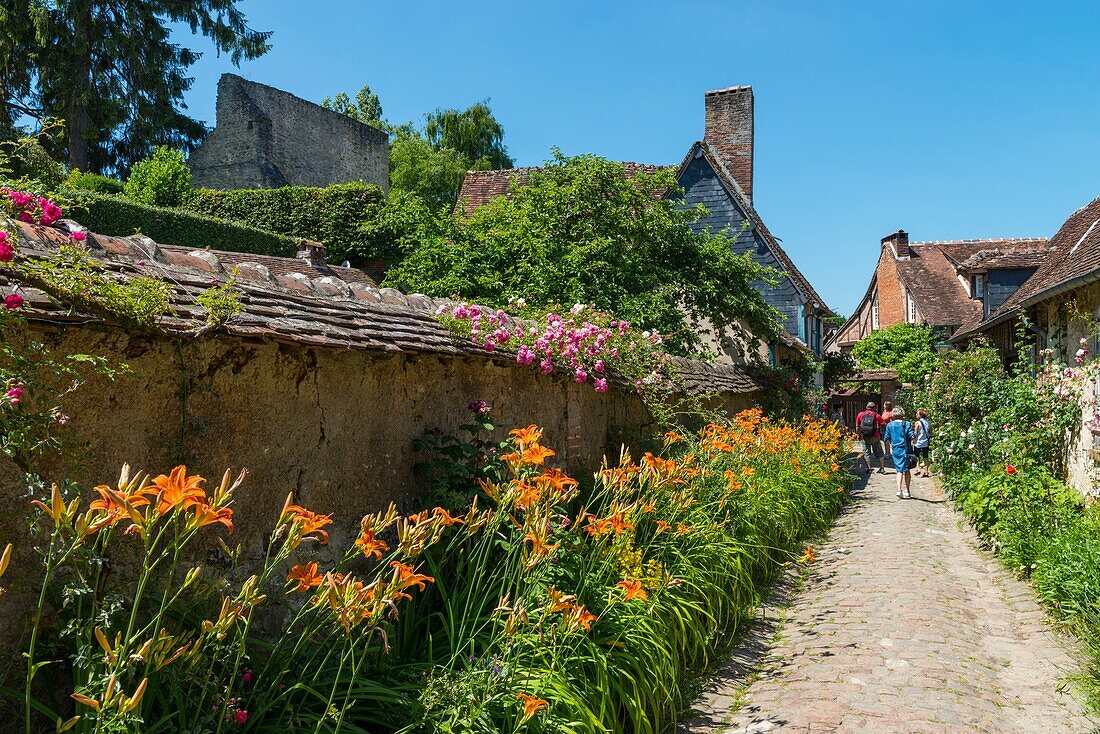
<box><xmin>175</xmin><ymin>0</ymin><xmax>1100</xmax><ymax>316</ymax></box>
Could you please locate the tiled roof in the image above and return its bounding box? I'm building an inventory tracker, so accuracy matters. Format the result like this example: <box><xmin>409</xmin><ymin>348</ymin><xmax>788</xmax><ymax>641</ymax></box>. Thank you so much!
<box><xmin>848</xmin><ymin>368</ymin><xmax>899</xmax><ymax>382</ymax></box>
<box><xmin>953</xmin><ymin>196</ymin><xmax>1100</xmax><ymax>340</ymax></box>
<box><xmin>995</xmin><ymin>197</ymin><xmax>1100</xmax><ymax>315</ymax></box>
<box><xmin>456</xmin><ymin>163</ymin><xmax>668</xmax><ymax>217</ymax></box>
<box><xmin>4</xmin><ymin>219</ymin><xmax>759</xmax><ymax>396</ymax></box>
<box><xmin>932</xmin><ymin>238</ymin><xmax>1051</xmax><ymax>271</ymax></box>
<box><xmin>680</xmin><ymin>140</ymin><xmax>836</xmax><ymax>318</ymax></box>
<box><xmin>894</xmin><ymin>243</ymin><xmax>981</xmax><ymax>329</ymax></box>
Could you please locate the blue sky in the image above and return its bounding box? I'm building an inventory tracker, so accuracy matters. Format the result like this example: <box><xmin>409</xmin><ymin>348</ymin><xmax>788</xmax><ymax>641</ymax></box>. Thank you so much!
<box><xmin>176</xmin><ymin>1</ymin><xmax>1100</xmax><ymax>315</ymax></box>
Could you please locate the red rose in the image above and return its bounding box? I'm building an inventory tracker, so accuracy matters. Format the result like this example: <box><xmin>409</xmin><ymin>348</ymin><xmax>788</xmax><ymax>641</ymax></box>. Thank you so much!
<box><xmin>1006</xmin><ymin>465</ymin><xmax>1017</xmax><ymax>475</ymax></box>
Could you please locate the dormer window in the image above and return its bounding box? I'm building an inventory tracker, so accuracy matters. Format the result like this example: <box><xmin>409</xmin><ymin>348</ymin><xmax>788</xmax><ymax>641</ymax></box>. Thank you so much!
<box><xmin>907</xmin><ymin>292</ymin><xmax>917</xmax><ymax>323</ymax></box>
<box><xmin>973</xmin><ymin>275</ymin><xmax>985</xmax><ymax>299</ymax></box>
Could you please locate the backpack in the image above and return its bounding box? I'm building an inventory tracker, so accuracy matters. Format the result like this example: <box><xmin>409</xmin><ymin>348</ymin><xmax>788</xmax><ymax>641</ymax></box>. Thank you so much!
<box><xmin>858</xmin><ymin>412</ymin><xmax>877</xmax><ymax>438</ymax></box>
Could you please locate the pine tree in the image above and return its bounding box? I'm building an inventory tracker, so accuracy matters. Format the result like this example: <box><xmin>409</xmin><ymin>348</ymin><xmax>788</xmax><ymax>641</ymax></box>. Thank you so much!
<box><xmin>2</xmin><ymin>0</ymin><xmax>271</xmax><ymax>174</ymax></box>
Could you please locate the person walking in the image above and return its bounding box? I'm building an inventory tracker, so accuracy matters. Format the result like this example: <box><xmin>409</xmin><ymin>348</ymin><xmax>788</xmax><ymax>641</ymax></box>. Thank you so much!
<box><xmin>855</xmin><ymin>402</ymin><xmax>885</xmax><ymax>474</ymax></box>
<box><xmin>829</xmin><ymin>403</ymin><xmax>845</xmax><ymax>429</ymax></box>
<box><xmin>880</xmin><ymin>400</ymin><xmax>895</xmax><ymax>460</ymax></box>
<box><xmin>914</xmin><ymin>408</ymin><xmax>931</xmax><ymax>477</ymax></box>
<box><xmin>883</xmin><ymin>406</ymin><xmax>916</xmax><ymax>498</ymax></box>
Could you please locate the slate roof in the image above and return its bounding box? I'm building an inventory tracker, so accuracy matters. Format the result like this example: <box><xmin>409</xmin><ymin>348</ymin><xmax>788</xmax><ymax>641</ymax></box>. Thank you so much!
<box><xmin>956</xmin><ymin>195</ymin><xmax>1100</xmax><ymax>338</ymax></box>
<box><xmin>679</xmin><ymin>140</ymin><xmax>836</xmax><ymax>318</ymax></box>
<box><xmin>3</xmin><ymin>219</ymin><xmax>759</xmax><ymax>395</ymax></box>
<box><xmin>456</xmin><ymin>163</ymin><xmax>668</xmax><ymax>217</ymax></box>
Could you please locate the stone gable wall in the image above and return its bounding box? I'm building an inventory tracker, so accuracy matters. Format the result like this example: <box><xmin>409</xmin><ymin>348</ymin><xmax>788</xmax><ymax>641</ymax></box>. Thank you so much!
<box><xmin>189</xmin><ymin>74</ymin><xmax>389</xmax><ymax>191</ymax></box>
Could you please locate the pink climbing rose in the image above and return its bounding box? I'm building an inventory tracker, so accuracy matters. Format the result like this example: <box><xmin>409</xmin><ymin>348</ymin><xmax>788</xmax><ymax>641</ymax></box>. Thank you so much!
<box><xmin>594</xmin><ymin>378</ymin><xmax>609</xmax><ymax>393</ymax></box>
<box><xmin>4</xmin><ymin>293</ymin><xmax>24</xmax><ymax>310</ymax></box>
<box><xmin>0</xmin><ymin>242</ymin><xmax>13</xmax><ymax>263</ymax></box>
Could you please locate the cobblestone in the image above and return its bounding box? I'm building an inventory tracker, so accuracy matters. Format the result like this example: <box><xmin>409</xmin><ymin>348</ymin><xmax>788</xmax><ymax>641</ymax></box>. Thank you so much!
<box><xmin>680</xmin><ymin>469</ymin><xmax>1096</xmax><ymax>733</ymax></box>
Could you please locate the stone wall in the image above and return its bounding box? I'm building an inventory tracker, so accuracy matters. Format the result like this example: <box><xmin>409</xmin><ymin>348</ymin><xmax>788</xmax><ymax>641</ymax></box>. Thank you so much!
<box><xmin>1036</xmin><ymin>283</ymin><xmax>1100</xmax><ymax>496</ymax></box>
<box><xmin>188</xmin><ymin>74</ymin><xmax>389</xmax><ymax>191</ymax></box>
<box><xmin>0</xmin><ymin>323</ymin><xmax>758</xmax><ymax>659</ymax></box>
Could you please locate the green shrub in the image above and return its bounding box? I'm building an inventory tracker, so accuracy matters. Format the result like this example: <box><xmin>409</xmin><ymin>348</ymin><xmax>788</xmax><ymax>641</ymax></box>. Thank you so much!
<box><xmin>124</xmin><ymin>146</ymin><xmax>192</xmax><ymax>207</ymax></box>
<box><xmin>184</xmin><ymin>182</ymin><xmax>387</xmax><ymax>263</ymax></box>
<box><xmin>66</xmin><ymin>169</ymin><xmax>125</xmax><ymax>195</ymax></box>
<box><xmin>67</xmin><ymin>191</ymin><xmax>297</xmax><ymax>257</ymax></box>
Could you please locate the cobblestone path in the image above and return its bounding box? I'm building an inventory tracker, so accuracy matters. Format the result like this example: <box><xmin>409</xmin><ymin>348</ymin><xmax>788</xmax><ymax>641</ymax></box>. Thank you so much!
<box><xmin>680</xmin><ymin>469</ymin><xmax>1096</xmax><ymax>734</ymax></box>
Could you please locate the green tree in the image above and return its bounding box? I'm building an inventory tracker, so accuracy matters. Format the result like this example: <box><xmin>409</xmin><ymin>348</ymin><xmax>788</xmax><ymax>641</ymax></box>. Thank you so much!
<box><xmin>424</xmin><ymin>101</ymin><xmax>513</xmax><ymax>171</ymax></box>
<box><xmin>324</xmin><ymin>85</ymin><xmax>513</xmax><ymax>209</ymax></box>
<box><xmin>852</xmin><ymin>322</ymin><xmax>939</xmax><ymax>384</ymax></box>
<box><xmin>5</xmin><ymin>1</ymin><xmax>271</xmax><ymax>174</ymax></box>
<box><xmin>388</xmin><ymin>133</ymin><xmax>470</xmax><ymax>210</ymax></box>
<box><xmin>386</xmin><ymin>151</ymin><xmax>780</xmax><ymax>356</ymax></box>
<box><xmin>124</xmin><ymin>146</ymin><xmax>192</xmax><ymax>207</ymax></box>
<box><xmin>321</xmin><ymin>84</ymin><xmax>383</xmax><ymax>126</ymax></box>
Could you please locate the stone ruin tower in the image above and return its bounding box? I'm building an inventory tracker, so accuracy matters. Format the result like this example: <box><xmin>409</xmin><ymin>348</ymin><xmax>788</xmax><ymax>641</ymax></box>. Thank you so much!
<box><xmin>188</xmin><ymin>74</ymin><xmax>389</xmax><ymax>190</ymax></box>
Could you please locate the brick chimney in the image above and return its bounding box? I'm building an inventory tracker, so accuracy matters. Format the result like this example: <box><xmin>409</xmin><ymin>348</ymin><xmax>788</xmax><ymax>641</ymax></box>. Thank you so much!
<box><xmin>704</xmin><ymin>86</ymin><xmax>754</xmax><ymax>202</ymax></box>
<box><xmin>296</xmin><ymin>240</ymin><xmax>327</xmax><ymax>267</ymax></box>
<box><xmin>882</xmin><ymin>230</ymin><xmax>910</xmax><ymax>259</ymax></box>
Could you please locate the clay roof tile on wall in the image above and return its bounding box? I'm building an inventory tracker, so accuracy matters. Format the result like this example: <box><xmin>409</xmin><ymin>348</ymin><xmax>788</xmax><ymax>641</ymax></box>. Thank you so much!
<box><xmin>6</xmin><ymin>219</ymin><xmax>759</xmax><ymax>397</ymax></box>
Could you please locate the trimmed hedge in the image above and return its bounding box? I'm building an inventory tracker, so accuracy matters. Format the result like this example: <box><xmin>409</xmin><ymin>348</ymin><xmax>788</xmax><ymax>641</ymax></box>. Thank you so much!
<box><xmin>66</xmin><ymin>191</ymin><xmax>298</xmax><ymax>257</ymax></box>
<box><xmin>66</xmin><ymin>170</ymin><xmax>125</xmax><ymax>195</ymax></box>
<box><xmin>185</xmin><ymin>182</ymin><xmax>386</xmax><ymax>263</ymax></box>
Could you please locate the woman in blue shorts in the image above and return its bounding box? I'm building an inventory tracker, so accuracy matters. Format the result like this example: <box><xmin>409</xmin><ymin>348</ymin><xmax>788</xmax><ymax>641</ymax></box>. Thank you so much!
<box><xmin>882</xmin><ymin>406</ymin><xmax>915</xmax><ymax>499</ymax></box>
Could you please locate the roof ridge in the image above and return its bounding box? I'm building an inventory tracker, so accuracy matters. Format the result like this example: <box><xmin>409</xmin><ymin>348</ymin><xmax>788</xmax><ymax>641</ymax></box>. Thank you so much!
<box><xmin>910</xmin><ymin>237</ymin><xmax>1049</xmax><ymax>246</ymax></box>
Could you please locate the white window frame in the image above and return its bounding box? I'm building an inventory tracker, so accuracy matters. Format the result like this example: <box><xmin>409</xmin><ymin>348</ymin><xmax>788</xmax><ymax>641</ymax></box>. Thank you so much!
<box><xmin>871</xmin><ymin>294</ymin><xmax>880</xmax><ymax>331</ymax></box>
<box><xmin>974</xmin><ymin>275</ymin><xmax>985</xmax><ymax>299</ymax></box>
<box><xmin>907</xmin><ymin>292</ymin><xmax>917</xmax><ymax>323</ymax></box>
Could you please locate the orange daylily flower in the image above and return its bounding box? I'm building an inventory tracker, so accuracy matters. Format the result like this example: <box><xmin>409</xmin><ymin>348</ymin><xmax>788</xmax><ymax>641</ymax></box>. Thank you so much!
<box><xmin>513</xmin><ymin>480</ymin><xmax>543</xmax><ymax>510</ymax></box>
<box><xmin>800</xmin><ymin>545</ymin><xmax>815</xmax><ymax>563</ymax></box>
<box><xmin>616</xmin><ymin>579</ymin><xmax>649</xmax><ymax>601</ymax></box>
<box><xmin>546</xmin><ymin>588</ymin><xmax>575</xmax><ymax>613</ymax></box>
<box><xmin>192</xmin><ymin>503</ymin><xmax>234</xmax><ymax>534</ymax></box>
<box><xmin>524</xmin><ymin>530</ymin><xmax>560</xmax><ymax>559</ymax></box>
<box><xmin>566</xmin><ymin>604</ymin><xmax>597</xmax><ymax>632</ymax></box>
<box><xmin>534</xmin><ymin>468</ymin><xmax>579</xmax><ymax>496</ymax></box>
<box><xmin>432</xmin><ymin>507</ymin><xmax>465</xmax><ymax>526</ymax></box>
<box><xmin>287</xmin><ymin>562</ymin><xmax>323</xmax><ymax>591</ymax></box>
<box><xmin>151</xmin><ymin>466</ymin><xmax>207</xmax><ymax>514</ymax></box>
<box><xmin>355</xmin><ymin>528</ymin><xmax>390</xmax><ymax>560</ymax></box>
<box><xmin>285</xmin><ymin>505</ymin><xmax>333</xmax><ymax>544</ymax></box>
<box><xmin>664</xmin><ymin>430</ymin><xmax>684</xmax><ymax>444</ymax></box>
<box><xmin>516</xmin><ymin>692</ymin><xmax>549</xmax><ymax>721</ymax></box>
<box><xmin>655</xmin><ymin>520</ymin><xmax>672</xmax><ymax>534</ymax></box>
<box><xmin>509</xmin><ymin>424</ymin><xmax>543</xmax><ymax>446</ymax></box>
<box><xmin>741</xmin><ymin>466</ymin><xmax>755</xmax><ymax>478</ymax></box>
<box><xmin>391</xmin><ymin>561</ymin><xmax>435</xmax><ymax>591</ymax></box>
<box><xmin>607</xmin><ymin>513</ymin><xmax>634</xmax><ymax>535</ymax></box>
<box><xmin>519</xmin><ymin>444</ymin><xmax>556</xmax><ymax>466</ymax></box>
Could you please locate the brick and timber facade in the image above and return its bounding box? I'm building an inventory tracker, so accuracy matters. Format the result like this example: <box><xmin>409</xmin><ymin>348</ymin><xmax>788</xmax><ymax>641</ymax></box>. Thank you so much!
<box><xmin>829</xmin><ymin>231</ymin><xmax>1050</xmax><ymax>353</ymax></box>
